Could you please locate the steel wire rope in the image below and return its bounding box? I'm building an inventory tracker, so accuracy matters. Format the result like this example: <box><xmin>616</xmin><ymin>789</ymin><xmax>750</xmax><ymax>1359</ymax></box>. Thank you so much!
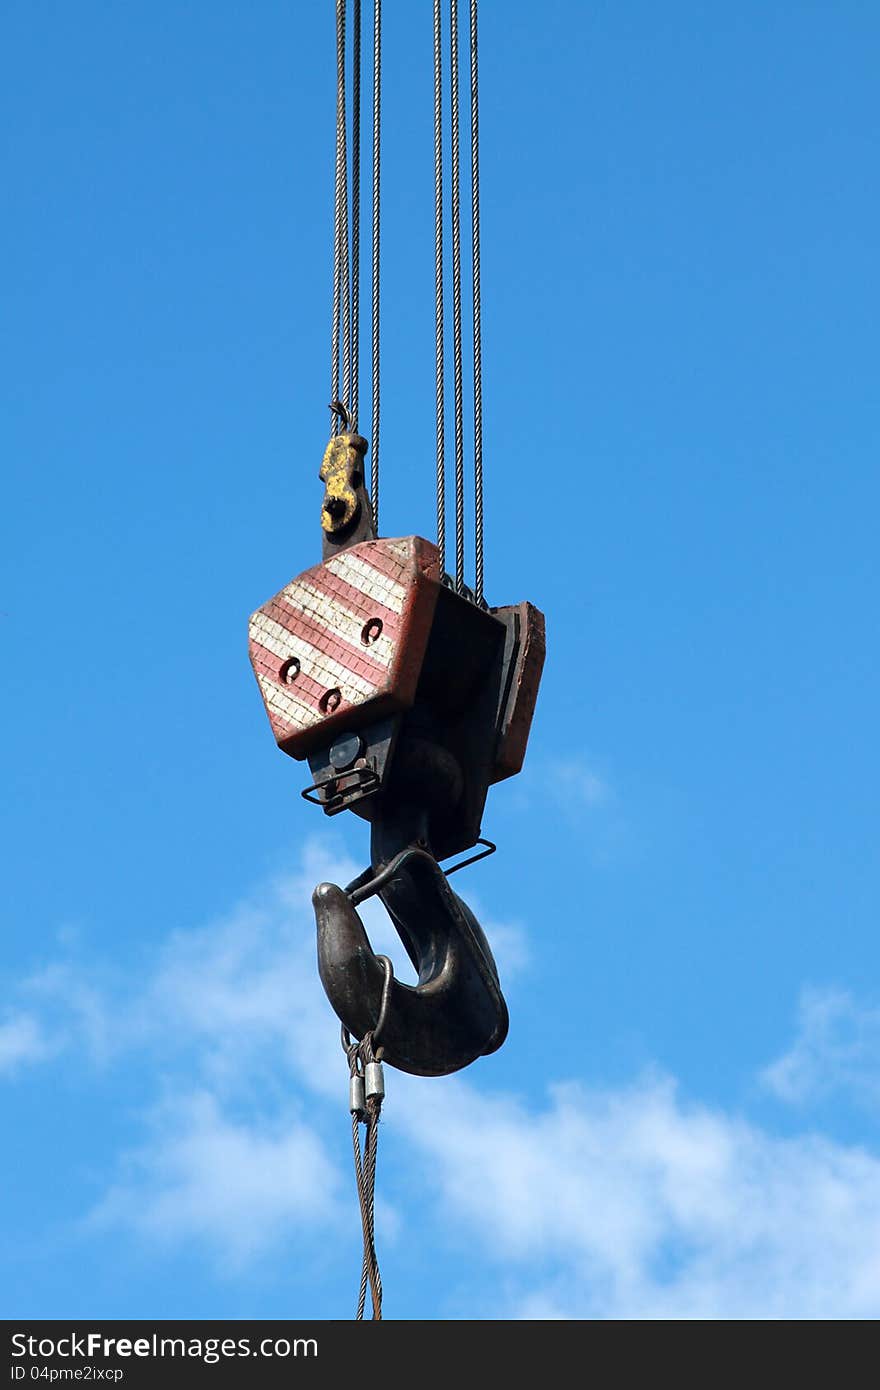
<box><xmin>331</xmin><ymin>0</ymin><xmax>347</xmax><ymax>433</ymax></box>
<box><xmin>469</xmin><ymin>0</ymin><xmax>484</xmax><ymax>603</ymax></box>
<box><xmin>340</xmin><ymin>39</ymin><xmax>352</xmax><ymax>422</ymax></box>
<box><xmin>370</xmin><ymin>0</ymin><xmax>381</xmax><ymax>528</ymax></box>
<box><xmin>449</xmin><ymin>0</ymin><xmax>466</xmax><ymax>593</ymax></box>
<box><xmin>351</xmin><ymin>1110</ymin><xmax>370</xmax><ymax>1319</ymax></box>
<box><xmin>350</xmin><ymin>0</ymin><xmax>361</xmax><ymax>430</ymax></box>
<box><xmin>360</xmin><ymin>1037</ymin><xmax>384</xmax><ymax>1320</ymax></box>
<box><xmin>341</xmin><ymin>955</ymin><xmax>390</xmax><ymax>1322</ymax></box>
<box><xmin>345</xmin><ymin>1041</ymin><xmax>371</xmax><ymax>1321</ymax></box>
<box><xmin>434</xmin><ymin>0</ymin><xmax>446</xmax><ymax>572</ymax></box>
<box><xmin>344</xmin><ymin>1032</ymin><xmax>382</xmax><ymax>1320</ymax></box>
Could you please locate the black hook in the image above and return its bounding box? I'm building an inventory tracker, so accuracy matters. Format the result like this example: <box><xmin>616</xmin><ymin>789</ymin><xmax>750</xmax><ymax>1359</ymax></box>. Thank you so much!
<box><xmin>313</xmin><ymin>836</ymin><xmax>509</xmax><ymax>1077</ymax></box>
<box><xmin>305</xmin><ymin>589</ymin><xmax>543</xmax><ymax>1077</ymax></box>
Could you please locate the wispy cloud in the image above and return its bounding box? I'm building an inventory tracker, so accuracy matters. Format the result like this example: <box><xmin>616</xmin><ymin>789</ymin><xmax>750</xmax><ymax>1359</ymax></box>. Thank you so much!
<box><xmin>395</xmin><ymin>1069</ymin><xmax>880</xmax><ymax>1318</ymax></box>
<box><xmin>761</xmin><ymin>985</ymin><xmax>880</xmax><ymax>1110</ymax></box>
<box><xmin>89</xmin><ymin>1090</ymin><xmax>346</xmax><ymax>1271</ymax></box>
<box><xmin>506</xmin><ymin>755</ymin><xmax>628</xmax><ymax>866</ymax></box>
<box><xmin>6</xmin><ymin>845</ymin><xmax>880</xmax><ymax>1315</ymax></box>
<box><xmin>545</xmin><ymin>758</ymin><xmax>610</xmax><ymax>808</ymax></box>
<box><xmin>1</xmin><ymin>834</ymin><xmax>529</xmax><ymax>1087</ymax></box>
<box><xmin>2</xmin><ymin>836</ymin><xmax>372</xmax><ymax>1270</ymax></box>
<box><xmin>0</xmin><ymin>1012</ymin><xmax>54</xmax><ymax>1074</ymax></box>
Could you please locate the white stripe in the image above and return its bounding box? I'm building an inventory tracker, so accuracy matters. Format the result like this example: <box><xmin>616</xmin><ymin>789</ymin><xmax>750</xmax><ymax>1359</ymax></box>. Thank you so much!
<box><xmin>250</xmin><ymin>612</ymin><xmax>380</xmax><ymax>701</ymax></box>
<box><xmin>323</xmin><ymin>550</ymin><xmax>407</xmax><ymax>613</ymax></box>
<box><xmin>257</xmin><ymin>673</ymin><xmax>320</xmax><ymax>732</ymax></box>
<box><xmin>250</xmin><ymin>612</ymin><xmax>299</xmax><ymax>666</ymax></box>
<box><xmin>279</xmin><ymin>579</ymin><xmax>395</xmax><ymax>667</ymax></box>
<box><xmin>384</xmin><ymin>538</ymin><xmax>412</xmax><ymax>559</ymax></box>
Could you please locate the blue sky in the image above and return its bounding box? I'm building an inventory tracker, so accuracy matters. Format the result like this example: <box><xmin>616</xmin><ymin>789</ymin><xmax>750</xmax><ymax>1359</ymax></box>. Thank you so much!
<box><xmin>2</xmin><ymin>1</ymin><xmax>879</xmax><ymax>1319</ymax></box>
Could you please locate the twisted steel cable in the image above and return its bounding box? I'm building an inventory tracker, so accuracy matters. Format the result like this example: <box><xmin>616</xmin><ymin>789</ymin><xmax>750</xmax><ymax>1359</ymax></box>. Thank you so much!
<box><xmin>362</xmin><ymin>1103</ymin><xmax>383</xmax><ymax>1318</ymax></box>
<box><xmin>434</xmin><ymin>0</ymin><xmax>446</xmax><ymax>573</ymax></box>
<box><xmin>350</xmin><ymin>0</ymin><xmax>361</xmax><ymax>430</ymax></box>
<box><xmin>371</xmin><ymin>0</ymin><xmax>381</xmax><ymax>528</ymax></box>
<box><xmin>331</xmin><ymin>0</ymin><xmax>347</xmax><ymax>433</ymax></box>
<box><xmin>355</xmin><ymin>1113</ymin><xmax>383</xmax><ymax>1320</ymax></box>
<box><xmin>351</xmin><ymin>1113</ymin><xmax>369</xmax><ymax>1319</ymax></box>
<box><xmin>469</xmin><ymin>0</ymin><xmax>484</xmax><ymax>603</ymax></box>
<box><xmin>352</xmin><ymin>1034</ymin><xmax>383</xmax><ymax>1321</ymax></box>
<box><xmin>334</xmin><ymin>0</ymin><xmax>351</xmax><ymax>420</ymax></box>
<box><xmin>346</xmin><ymin>1036</ymin><xmax>381</xmax><ymax>1321</ymax></box>
<box><xmin>449</xmin><ymin>0</ymin><xmax>465</xmax><ymax>594</ymax></box>
<box><xmin>340</xmin><ymin>133</ymin><xmax>351</xmax><ymax>418</ymax></box>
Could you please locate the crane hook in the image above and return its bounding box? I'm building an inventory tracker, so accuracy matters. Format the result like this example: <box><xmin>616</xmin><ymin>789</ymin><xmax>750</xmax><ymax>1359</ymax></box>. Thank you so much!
<box><xmin>313</xmin><ymin>813</ymin><xmax>508</xmax><ymax>1077</ymax></box>
<box><xmin>249</xmin><ymin>509</ymin><xmax>545</xmax><ymax>1077</ymax></box>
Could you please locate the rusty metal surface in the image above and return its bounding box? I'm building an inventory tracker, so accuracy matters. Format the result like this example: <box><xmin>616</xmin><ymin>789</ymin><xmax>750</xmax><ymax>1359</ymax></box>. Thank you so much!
<box><xmin>490</xmin><ymin>601</ymin><xmax>546</xmax><ymax>784</ymax></box>
<box><xmin>318</xmin><ymin>432</ymin><xmax>376</xmax><ymax>557</ymax></box>
<box><xmin>397</xmin><ymin>583</ymin><xmax>507</xmax><ymax>861</ymax></box>
<box><xmin>248</xmin><ymin>536</ymin><xmax>441</xmax><ymax>760</ymax></box>
<box><xmin>251</xmin><ymin>502</ymin><xmax>545</xmax><ymax>1074</ymax></box>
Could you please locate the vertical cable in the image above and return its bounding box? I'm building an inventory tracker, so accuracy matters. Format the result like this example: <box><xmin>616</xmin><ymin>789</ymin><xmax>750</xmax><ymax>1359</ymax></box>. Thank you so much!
<box><xmin>434</xmin><ymin>0</ymin><xmax>446</xmax><ymax>572</ymax></box>
<box><xmin>352</xmin><ymin>1113</ymin><xmax>369</xmax><ymax>1320</ymax></box>
<box><xmin>370</xmin><ymin>0</ymin><xmax>381</xmax><ymax>529</ymax></box>
<box><xmin>350</xmin><ymin>0</ymin><xmax>361</xmax><ymax>431</ymax></box>
<box><xmin>339</xmin><ymin>8</ymin><xmax>352</xmax><ymax>418</ymax></box>
<box><xmin>449</xmin><ymin>0</ymin><xmax>465</xmax><ymax>593</ymax></box>
<box><xmin>331</xmin><ymin>0</ymin><xmax>347</xmax><ymax>433</ymax></box>
<box><xmin>469</xmin><ymin>0</ymin><xmax>484</xmax><ymax>603</ymax></box>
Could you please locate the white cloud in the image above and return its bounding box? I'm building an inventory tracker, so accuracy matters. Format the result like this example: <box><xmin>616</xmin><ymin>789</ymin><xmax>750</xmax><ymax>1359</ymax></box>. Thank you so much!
<box><xmin>505</xmin><ymin>756</ymin><xmax>612</xmax><ymax>819</ymax></box>
<box><xmin>3</xmin><ymin>838</ymin><xmax>364</xmax><ymax>1092</ymax></box>
<box><xmin>509</xmin><ymin>756</ymin><xmax>627</xmax><ymax>866</ymax></box>
<box><xmin>90</xmin><ymin>1090</ymin><xmax>345</xmax><ymax>1271</ymax></box>
<box><xmin>761</xmin><ymin>985</ymin><xmax>880</xmax><ymax>1109</ymax></box>
<box><xmin>394</xmin><ymin>1070</ymin><xmax>880</xmax><ymax>1319</ymax></box>
<box><xmin>8</xmin><ymin>841</ymin><xmax>880</xmax><ymax>1315</ymax></box>
<box><xmin>2</xmin><ymin>834</ymin><xmax>529</xmax><ymax>1085</ymax></box>
<box><xmin>546</xmin><ymin>759</ymin><xmax>609</xmax><ymax>807</ymax></box>
<box><xmin>23</xmin><ymin>961</ymin><xmax>115</xmax><ymax>1066</ymax></box>
<box><xmin>0</xmin><ymin>960</ymin><xmax>116</xmax><ymax>1075</ymax></box>
<box><xmin>0</xmin><ymin>1012</ymin><xmax>54</xmax><ymax>1074</ymax></box>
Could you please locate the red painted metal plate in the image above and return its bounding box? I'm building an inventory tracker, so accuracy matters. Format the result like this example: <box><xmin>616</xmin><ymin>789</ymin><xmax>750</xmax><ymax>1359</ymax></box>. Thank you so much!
<box><xmin>491</xmin><ymin>601</ymin><xmax>546</xmax><ymax>783</ymax></box>
<box><xmin>249</xmin><ymin>536</ymin><xmax>441</xmax><ymax>758</ymax></box>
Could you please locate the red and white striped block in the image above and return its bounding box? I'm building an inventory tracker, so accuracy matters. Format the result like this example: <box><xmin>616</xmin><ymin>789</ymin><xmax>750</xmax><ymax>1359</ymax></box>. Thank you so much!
<box><xmin>249</xmin><ymin>536</ymin><xmax>442</xmax><ymax>759</ymax></box>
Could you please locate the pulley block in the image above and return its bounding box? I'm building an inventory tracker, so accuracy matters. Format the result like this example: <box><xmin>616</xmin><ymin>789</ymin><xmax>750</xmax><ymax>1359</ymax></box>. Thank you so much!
<box><xmin>248</xmin><ymin>433</ymin><xmax>545</xmax><ymax>1075</ymax></box>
